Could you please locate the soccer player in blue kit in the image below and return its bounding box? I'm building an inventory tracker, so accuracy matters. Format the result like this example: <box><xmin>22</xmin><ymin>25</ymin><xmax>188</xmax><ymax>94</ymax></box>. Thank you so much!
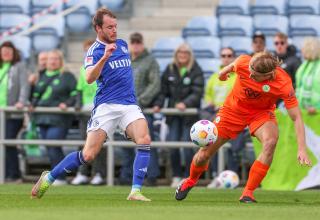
<box><xmin>31</xmin><ymin>8</ymin><xmax>152</xmax><ymax>201</ymax></box>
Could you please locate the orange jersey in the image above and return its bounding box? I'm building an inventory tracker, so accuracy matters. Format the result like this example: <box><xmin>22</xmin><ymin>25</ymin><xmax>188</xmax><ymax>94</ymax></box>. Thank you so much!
<box><xmin>223</xmin><ymin>55</ymin><xmax>298</xmax><ymax>113</ymax></box>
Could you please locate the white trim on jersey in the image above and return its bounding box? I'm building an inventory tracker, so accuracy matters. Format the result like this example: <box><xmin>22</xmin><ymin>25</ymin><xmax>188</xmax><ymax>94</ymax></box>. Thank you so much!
<box><xmin>87</xmin><ymin>42</ymin><xmax>99</xmax><ymax>56</ymax></box>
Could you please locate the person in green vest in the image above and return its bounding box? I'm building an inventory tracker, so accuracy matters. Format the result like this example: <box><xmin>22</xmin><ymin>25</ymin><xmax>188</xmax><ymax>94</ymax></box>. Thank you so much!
<box><xmin>30</xmin><ymin>49</ymin><xmax>77</xmax><ymax>186</ymax></box>
<box><xmin>203</xmin><ymin>47</ymin><xmax>249</xmax><ymax>188</ymax></box>
<box><xmin>71</xmin><ymin>39</ymin><xmax>106</xmax><ymax>185</ymax></box>
<box><xmin>0</xmin><ymin>41</ymin><xmax>30</xmax><ymax>183</ymax></box>
<box><xmin>296</xmin><ymin>37</ymin><xmax>320</xmax><ymax>114</ymax></box>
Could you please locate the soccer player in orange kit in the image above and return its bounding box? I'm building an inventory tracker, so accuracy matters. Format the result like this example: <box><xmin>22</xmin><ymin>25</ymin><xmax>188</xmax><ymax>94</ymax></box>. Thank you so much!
<box><xmin>175</xmin><ymin>52</ymin><xmax>312</xmax><ymax>203</ymax></box>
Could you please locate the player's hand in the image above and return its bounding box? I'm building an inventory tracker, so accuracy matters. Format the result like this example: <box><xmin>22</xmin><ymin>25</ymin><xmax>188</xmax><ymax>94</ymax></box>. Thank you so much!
<box><xmin>15</xmin><ymin>102</ymin><xmax>24</xmax><ymax>110</ymax></box>
<box><xmin>59</xmin><ymin>103</ymin><xmax>67</xmax><ymax>111</ymax></box>
<box><xmin>103</xmin><ymin>43</ymin><xmax>117</xmax><ymax>59</ymax></box>
<box><xmin>175</xmin><ymin>102</ymin><xmax>186</xmax><ymax>111</ymax></box>
<box><xmin>218</xmin><ymin>72</ymin><xmax>229</xmax><ymax>81</ymax></box>
<box><xmin>307</xmin><ymin>107</ymin><xmax>317</xmax><ymax>115</ymax></box>
<box><xmin>297</xmin><ymin>150</ymin><xmax>312</xmax><ymax>166</ymax></box>
<box><xmin>152</xmin><ymin>106</ymin><xmax>161</xmax><ymax>113</ymax></box>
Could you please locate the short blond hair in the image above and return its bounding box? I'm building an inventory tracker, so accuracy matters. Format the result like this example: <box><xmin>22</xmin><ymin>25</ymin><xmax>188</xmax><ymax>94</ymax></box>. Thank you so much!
<box><xmin>301</xmin><ymin>37</ymin><xmax>320</xmax><ymax>61</ymax></box>
<box><xmin>250</xmin><ymin>52</ymin><xmax>281</xmax><ymax>73</ymax></box>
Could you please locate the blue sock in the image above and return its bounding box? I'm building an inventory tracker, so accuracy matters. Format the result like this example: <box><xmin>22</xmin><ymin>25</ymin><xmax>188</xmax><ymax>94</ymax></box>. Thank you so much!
<box><xmin>47</xmin><ymin>151</ymin><xmax>86</xmax><ymax>183</ymax></box>
<box><xmin>132</xmin><ymin>145</ymin><xmax>150</xmax><ymax>190</ymax></box>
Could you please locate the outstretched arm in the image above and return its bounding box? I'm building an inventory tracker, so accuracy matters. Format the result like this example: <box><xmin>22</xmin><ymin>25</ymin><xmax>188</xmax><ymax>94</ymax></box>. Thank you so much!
<box><xmin>86</xmin><ymin>43</ymin><xmax>117</xmax><ymax>84</ymax></box>
<box><xmin>287</xmin><ymin>106</ymin><xmax>312</xmax><ymax>166</ymax></box>
<box><xmin>218</xmin><ymin>62</ymin><xmax>234</xmax><ymax>81</ymax></box>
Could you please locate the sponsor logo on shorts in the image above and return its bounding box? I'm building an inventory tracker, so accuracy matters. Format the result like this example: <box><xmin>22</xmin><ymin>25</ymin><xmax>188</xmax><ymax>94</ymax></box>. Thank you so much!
<box><xmin>93</xmin><ymin>120</ymin><xmax>99</xmax><ymax>127</ymax></box>
<box><xmin>215</xmin><ymin>116</ymin><xmax>221</xmax><ymax>123</ymax></box>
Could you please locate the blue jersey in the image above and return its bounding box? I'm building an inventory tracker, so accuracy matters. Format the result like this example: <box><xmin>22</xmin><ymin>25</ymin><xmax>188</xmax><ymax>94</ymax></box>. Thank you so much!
<box><xmin>84</xmin><ymin>38</ymin><xmax>136</xmax><ymax>107</ymax></box>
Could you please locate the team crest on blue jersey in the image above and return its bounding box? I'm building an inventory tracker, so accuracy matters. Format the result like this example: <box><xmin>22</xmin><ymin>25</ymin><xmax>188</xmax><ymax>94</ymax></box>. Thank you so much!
<box><xmin>121</xmin><ymin>46</ymin><xmax>128</xmax><ymax>53</ymax></box>
<box><xmin>85</xmin><ymin>56</ymin><xmax>93</xmax><ymax>66</ymax></box>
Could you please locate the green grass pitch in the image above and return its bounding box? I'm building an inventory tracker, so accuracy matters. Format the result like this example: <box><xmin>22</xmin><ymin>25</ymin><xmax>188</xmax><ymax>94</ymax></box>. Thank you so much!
<box><xmin>0</xmin><ymin>185</ymin><xmax>319</xmax><ymax>220</ymax></box>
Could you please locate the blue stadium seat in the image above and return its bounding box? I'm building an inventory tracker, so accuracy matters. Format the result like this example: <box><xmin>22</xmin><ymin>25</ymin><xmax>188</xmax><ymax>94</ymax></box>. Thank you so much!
<box><xmin>217</xmin><ymin>0</ymin><xmax>250</xmax><ymax>16</ymax></box>
<box><xmin>0</xmin><ymin>0</ymin><xmax>30</xmax><ymax>14</ymax></box>
<box><xmin>251</xmin><ymin>0</ymin><xmax>287</xmax><ymax>15</ymax></box>
<box><xmin>151</xmin><ymin>37</ymin><xmax>184</xmax><ymax>58</ymax></box>
<box><xmin>155</xmin><ymin>58</ymin><xmax>172</xmax><ymax>74</ymax></box>
<box><xmin>197</xmin><ymin>58</ymin><xmax>221</xmax><ymax>81</ymax></box>
<box><xmin>218</xmin><ymin>15</ymin><xmax>253</xmax><ymax>37</ymax></box>
<box><xmin>221</xmin><ymin>36</ymin><xmax>252</xmax><ymax>56</ymax></box>
<box><xmin>253</xmin><ymin>15</ymin><xmax>288</xmax><ymax>36</ymax></box>
<box><xmin>290</xmin><ymin>15</ymin><xmax>320</xmax><ymax>36</ymax></box>
<box><xmin>65</xmin><ymin>0</ymin><xmax>98</xmax><ymax>33</ymax></box>
<box><xmin>10</xmin><ymin>35</ymin><xmax>32</xmax><ymax>59</ymax></box>
<box><xmin>99</xmin><ymin>0</ymin><xmax>124</xmax><ymax>11</ymax></box>
<box><xmin>0</xmin><ymin>13</ymin><xmax>30</xmax><ymax>33</ymax></box>
<box><xmin>32</xmin><ymin>15</ymin><xmax>65</xmax><ymax>52</ymax></box>
<box><xmin>291</xmin><ymin>36</ymin><xmax>306</xmax><ymax>55</ymax></box>
<box><xmin>288</xmin><ymin>0</ymin><xmax>319</xmax><ymax>15</ymax></box>
<box><xmin>182</xmin><ymin>16</ymin><xmax>217</xmax><ymax>38</ymax></box>
<box><xmin>186</xmin><ymin>37</ymin><xmax>221</xmax><ymax>58</ymax></box>
<box><xmin>31</xmin><ymin>0</ymin><xmax>63</xmax><ymax>14</ymax></box>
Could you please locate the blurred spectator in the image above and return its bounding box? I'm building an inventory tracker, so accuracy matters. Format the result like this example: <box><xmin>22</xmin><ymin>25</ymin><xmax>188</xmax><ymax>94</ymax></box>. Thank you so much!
<box><xmin>119</xmin><ymin>32</ymin><xmax>161</xmax><ymax>186</ymax></box>
<box><xmin>28</xmin><ymin>52</ymin><xmax>48</xmax><ymax>101</ymax></box>
<box><xmin>71</xmin><ymin>39</ymin><xmax>106</xmax><ymax>186</ymax></box>
<box><xmin>30</xmin><ymin>49</ymin><xmax>77</xmax><ymax>185</ymax></box>
<box><xmin>203</xmin><ymin>47</ymin><xmax>247</xmax><ymax>188</ymax></box>
<box><xmin>0</xmin><ymin>41</ymin><xmax>30</xmax><ymax>183</ymax></box>
<box><xmin>251</xmin><ymin>32</ymin><xmax>266</xmax><ymax>54</ymax></box>
<box><xmin>153</xmin><ymin>43</ymin><xmax>204</xmax><ymax>188</ymax></box>
<box><xmin>273</xmin><ymin>32</ymin><xmax>301</xmax><ymax>87</ymax></box>
<box><xmin>296</xmin><ymin>37</ymin><xmax>320</xmax><ymax>114</ymax></box>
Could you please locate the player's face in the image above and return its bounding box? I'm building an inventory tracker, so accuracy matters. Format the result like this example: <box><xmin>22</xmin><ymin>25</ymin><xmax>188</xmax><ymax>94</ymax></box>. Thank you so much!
<box><xmin>98</xmin><ymin>15</ymin><xmax>117</xmax><ymax>43</ymax></box>
<box><xmin>46</xmin><ymin>52</ymin><xmax>62</xmax><ymax>71</ymax></box>
<box><xmin>0</xmin><ymin>46</ymin><xmax>14</xmax><ymax>62</ymax></box>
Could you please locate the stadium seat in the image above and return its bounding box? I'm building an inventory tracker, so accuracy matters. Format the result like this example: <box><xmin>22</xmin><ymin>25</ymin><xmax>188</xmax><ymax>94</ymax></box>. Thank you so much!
<box><xmin>253</xmin><ymin>15</ymin><xmax>288</xmax><ymax>36</ymax></box>
<box><xmin>65</xmin><ymin>0</ymin><xmax>98</xmax><ymax>33</ymax></box>
<box><xmin>31</xmin><ymin>0</ymin><xmax>63</xmax><ymax>14</ymax></box>
<box><xmin>9</xmin><ymin>35</ymin><xmax>32</xmax><ymax>59</ymax></box>
<box><xmin>197</xmin><ymin>58</ymin><xmax>221</xmax><ymax>81</ymax></box>
<box><xmin>0</xmin><ymin>0</ymin><xmax>30</xmax><ymax>14</ymax></box>
<box><xmin>288</xmin><ymin>0</ymin><xmax>319</xmax><ymax>15</ymax></box>
<box><xmin>218</xmin><ymin>15</ymin><xmax>253</xmax><ymax>37</ymax></box>
<box><xmin>221</xmin><ymin>36</ymin><xmax>252</xmax><ymax>56</ymax></box>
<box><xmin>182</xmin><ymin>16</ymin><xmax>217</xmax><ymax>38</ymax></box>
<box><xmin>151</xmin><ymin>37</ymin><xmax>184</xmax><ymax>58</ymax></box>
<box><xmin>291</xmin><ymin>36</ymin><xmax>306</xmax><ymax>55</ymax></box>
<box><xmin>186</xmin><ymin>36</ymin><xmax>221</xmax><ymax>58</ymax></box>
<box><xmin>216</xmin><ymin>0</ymin><xmax>250</xmax><ymax>16</ymax></box>
<box><xmin>250</xmin><ymin>0</ymin><xmax>287</xmax><ymax>15</ymax></box>
<box><xmin>289</xmin><ymin>15</ymin><xmax>320</xmax><ymax>36</ymax></box>
<box><xmin>32</xmin><ymin>14</ymin><xmax>65</xmax><ymax>52</ymax></box>
<box><xmin>99</xmin><ymin>0</ymin><xmax>125</xmax><ymax>11</ymax></box>
<box><xmin>0</xmin><ymin>13</ymin><xmax>30</xmax><ymax>33</ymax></box>
<box><xmin>155</xmin><ymin>58</ymin><xmax>172</xmax><ymax>74</ymax></box>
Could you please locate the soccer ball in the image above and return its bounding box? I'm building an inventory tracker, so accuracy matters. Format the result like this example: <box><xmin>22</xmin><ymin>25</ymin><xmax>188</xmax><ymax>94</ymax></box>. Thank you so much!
<box><xmin>216</xmin><ymin>170</ymin><xmax>240</xmax><ymax>189</ymax></box>
<box><xmin>190</xmin><ymin>120</ymin><xmax>218</xmax><ymax>147</ymax></box>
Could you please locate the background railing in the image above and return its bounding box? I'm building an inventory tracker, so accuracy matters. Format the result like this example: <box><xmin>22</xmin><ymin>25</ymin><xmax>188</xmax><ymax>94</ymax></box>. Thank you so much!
<box><xmin>0</xmin><ymin>107</ymin><xmax>230</xmax><ymax>185</ymax></box>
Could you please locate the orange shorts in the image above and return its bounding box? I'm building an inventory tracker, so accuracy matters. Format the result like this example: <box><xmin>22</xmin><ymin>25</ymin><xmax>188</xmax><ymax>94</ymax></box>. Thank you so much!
<box><xmin>213</xmin><ymin>106</ymin><xmax>277</xmax><ymax>139</ymax></box>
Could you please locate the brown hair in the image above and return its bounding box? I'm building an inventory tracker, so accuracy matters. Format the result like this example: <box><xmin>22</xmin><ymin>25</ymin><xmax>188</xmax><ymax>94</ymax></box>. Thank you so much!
<box><xmin>274</xmin><ymin>32</ymin><xmax>288</xmax><ymax>41</ymax></box>
<box><xmin>0</xmin><ymin>41</ymin><xmax>21</xmax><ymax>68</ymax></box>
<box><xmin>92</xmin><ymin>7</ymin><xmax>116</xmax><ymax>32</ymax></box>
<box><xmin>250</xmin><ymin>52</ymin><xmax>281</xmax><ymax>74</ymax></box>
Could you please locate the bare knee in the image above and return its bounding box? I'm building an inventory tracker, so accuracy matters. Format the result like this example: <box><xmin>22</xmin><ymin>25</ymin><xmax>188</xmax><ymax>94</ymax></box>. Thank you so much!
<box><xmin>135</xmin><ymin>134</ymin><xmax>151</xmax><ymax>145</ymax></box>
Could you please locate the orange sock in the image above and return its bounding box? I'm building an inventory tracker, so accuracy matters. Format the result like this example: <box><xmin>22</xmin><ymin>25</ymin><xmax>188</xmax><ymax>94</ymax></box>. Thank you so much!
<box><xmin>189</xmin><ymin>159</ymin><xmax>209</xmax><ymax>183</ymax></box>
<box><xmin>242</xmin><ymin>160</ymin><xmax>269</xmax><ymax>198</ymax></box>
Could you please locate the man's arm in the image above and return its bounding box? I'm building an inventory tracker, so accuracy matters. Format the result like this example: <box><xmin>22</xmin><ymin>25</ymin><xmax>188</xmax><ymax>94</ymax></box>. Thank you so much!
<box><xmin>218</xmin><ymin>62</ymin><xmax>234</xmax><ymax>81</ymax></box>
<box><xmin>86</xmin><ymin>43</ymin><xmax>117</xmax><ymax>84</ymax></box>
<box><xmin>287</xmin><ymin>106</ymin><xmax>312</xmax><ymax>166</ymax></box>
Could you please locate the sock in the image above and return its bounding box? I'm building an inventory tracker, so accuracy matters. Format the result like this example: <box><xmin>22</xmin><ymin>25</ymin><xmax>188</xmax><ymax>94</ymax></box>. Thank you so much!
<box><xmin>47</xmin><ymin>151</ymin><xmax>86</xmax><ymax>183</ymax></box>
<box><xmin>242</xmin><ymin>160</ymin><xmax>270</xmax><ymax>198</ymax></box>
<box><xmin>188</xmin><ymin>159</ymin><xmax>209</xmax><ymax>184</ymax></box>
<box><xmin>132</xmin><ymin>145</ymin><xmax>150</xmax><ymax>191</ymax></box>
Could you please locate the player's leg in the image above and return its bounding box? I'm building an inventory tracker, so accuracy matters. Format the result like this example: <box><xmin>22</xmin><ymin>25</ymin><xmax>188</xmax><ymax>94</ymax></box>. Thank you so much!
<box><xmin>240</xmin><ymin>121</ymin><xmax>278</xmax><ymax>203</ymax></box>
<box><xmin>31</xmin><ymin>129</ymin><xmax>107</xmax><ymax>199</ymax></box>
<box><xmin>175</xmin><ymin>137</ymin><xmax>229</xmax><ymax>200</ymax></box>
<box><xmin>125</xmin><ymin>118</ymin><xmax>152</xmax><ymax>201</ymax></box>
